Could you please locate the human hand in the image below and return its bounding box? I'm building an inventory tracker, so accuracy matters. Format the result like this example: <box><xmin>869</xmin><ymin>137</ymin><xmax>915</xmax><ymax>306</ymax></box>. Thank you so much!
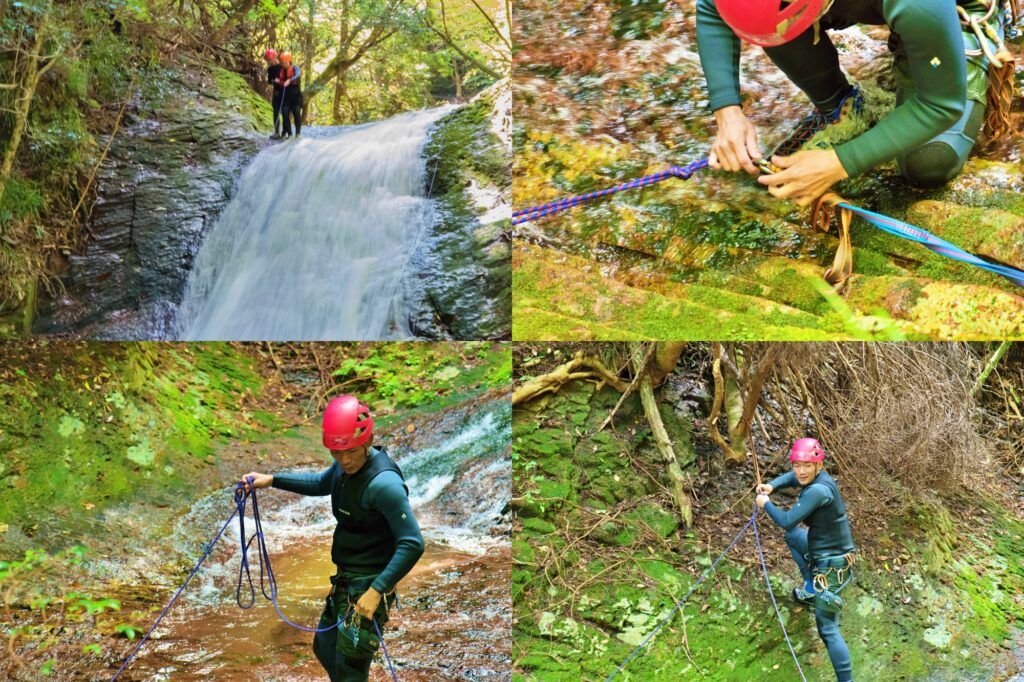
<box><xmin>757</xmin><ymin>150</ymin><xmax>848</xmax><ymax>207</ymax></box>
<box><xmin>756</xmin><ymin>483</ymin><xmax>773</xmax><ymax>495</ymax></box>
<box><xmin>709</xmin><ymin>106</ymin><xmax>763</xmax><ymax>175</ymax></box>
<box><xmin>755</xmin><ymin>494</ymin><xmax>770</xmax><ymax>509</ymax></box>
<box><xmin>240</xmin><ymin>472</ymin><xmax>273</xmax><ymax>491</ymax></box>
<box><xmin>354</xmin><ymin>587</ymin><xmax>382</xmax><ymax>620</ymax></box>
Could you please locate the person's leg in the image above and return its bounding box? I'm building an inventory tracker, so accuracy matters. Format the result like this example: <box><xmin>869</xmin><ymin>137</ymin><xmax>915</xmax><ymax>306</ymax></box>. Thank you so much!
<box><xmin>784</xmin><ymin>526</ymin><xmax>813</xmax><ymax>588</ymax></box>
<box><xmin>335</xmin><ymin>655</ymin><xmax>373</xmax><ymax>681</ymax></box>
<box><xmin>281</xmin><ymin>100</ymin><xmax>294</xmax><ymax>137</ymax></box>
<box><xmin>764</xmin><ymin>27</ymin><xmax>852</xmax><ymax>112</ymax></box>
<box><xmin>313</xmin><ymin>596</ymin><xmax>341</xmax><ymax>682</ymax></box>
<box><xmin>815</xmin><ymin>607</ymin><xmax>853</xmax><ymax>682</ymax></box>
<box><xmin>294</xmin><ymin>94</ymin><xmax>303</xmax><ymax>136</ymax></box>
<box><xmin>272</xmin><ymin>94</ymin><xmax>282</xmax><ymax>137</ymax></box>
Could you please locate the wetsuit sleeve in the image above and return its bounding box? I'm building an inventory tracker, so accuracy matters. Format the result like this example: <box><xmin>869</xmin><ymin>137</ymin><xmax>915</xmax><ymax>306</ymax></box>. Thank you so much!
<box><xmin>768</xmin><ymin>471</ymin><xmax>798</xmax><ymax>490</ymax></box>
<box><xmin>834</xmin><ymin>0</ymin><xmax>966</xmax><ymax>176</ymax></box>
<box><xmin>288</xmin><ymin>65</ymin><xmax>302</xmax><ymax>85</ymax></box>
<box><xmin>695</xmin><ymin>0</ymin><xmax>744</xmax><ymax>112</ymax></box>
<box><xmin>365</xmin><ymin>471</ymin><xmax>425</xmax><ymax>594</ymax></box>
<box><xmin>271</xmin><ymin>462</ymin><xmax>336</xmax><ymax>496</ymax></box>
<box><xmin>763</xmin><ymin>483</ymin><xmax>832</xmax><ymax>530</ymax></box>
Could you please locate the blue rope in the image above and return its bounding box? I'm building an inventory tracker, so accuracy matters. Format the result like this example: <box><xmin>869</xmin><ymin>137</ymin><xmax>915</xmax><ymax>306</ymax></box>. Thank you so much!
<box><xmin>753</xmin><ymin>509</ymin><xmax>807</xmax><ymax>682</ymax></box>
<box><xmin>604</xmin><ymin>510</ymin><xmax>755</xmax><ymax>681</ymax></box>
<box><xmin>513</xmin><ymin>158</ymin><xmax>1024</xmax><ymax>288</ymax></box>
<box><xmin>604</xmin><ymin>507</ymin><xmax>807</xmax><ymax>681</ymax></box>
<box><xmin>111</xmin><ymin>481</ymin><xmax>400</xmax><ymax>679</ymax></box>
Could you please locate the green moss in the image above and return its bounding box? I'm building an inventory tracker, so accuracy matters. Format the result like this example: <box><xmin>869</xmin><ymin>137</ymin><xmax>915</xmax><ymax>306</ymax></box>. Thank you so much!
<box><xmin>0</xmin><ymin>344</ymin><xmax>275</xmax><ymax>549</ymax></box>
<box><xmin>210</xmin><ymin>66</ymin><xmax>273</xmax><ymax>132</ymax></box>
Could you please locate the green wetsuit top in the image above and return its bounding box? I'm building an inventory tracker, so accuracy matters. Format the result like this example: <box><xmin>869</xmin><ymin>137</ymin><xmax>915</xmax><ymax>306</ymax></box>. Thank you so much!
<box><xmin>272</xmin><ymin>447</ymin><xmax>425</xmax><ymax>594</ymax></box>
<box><xmin>695</xmin><ymin>0</ymin><xmax>969</xmax><ymax>177</ymax></box>
<box><xmin>765</xmin><ymin>470</ymin><xmax>856</xmax><ymax>559</ymax></box>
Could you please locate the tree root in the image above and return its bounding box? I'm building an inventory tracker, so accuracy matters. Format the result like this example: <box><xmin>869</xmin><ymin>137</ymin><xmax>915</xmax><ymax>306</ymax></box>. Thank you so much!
<box><xmin>512</xmin><ymin>351</ymin><xmax>628</xmax><ymax>406</ymax></box>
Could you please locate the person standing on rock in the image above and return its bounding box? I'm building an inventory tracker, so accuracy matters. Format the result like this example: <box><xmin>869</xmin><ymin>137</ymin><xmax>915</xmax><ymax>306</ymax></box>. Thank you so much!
<box><xmin>756</xmin><ymin>437</ymin><xmax>856</xmax><ymax>682</ymax></box>
<box><xmin>241</xmin><ymin>395</ymin><xmax>425</xmax><ymax>682</ymax></box>
<box><xmin>696</xmin><ymin>0</ymin><xmax>1017</xmax><ymax>206</ymax></box>
<box><xmin>264</xmin><ymin>49</ymin><xmax>285</xmax><ymax>139</ymax></box>
<box><xmin>276</xmin><ymin>52</ymin><xmax>304</xmax><ymax>138</ymax></box>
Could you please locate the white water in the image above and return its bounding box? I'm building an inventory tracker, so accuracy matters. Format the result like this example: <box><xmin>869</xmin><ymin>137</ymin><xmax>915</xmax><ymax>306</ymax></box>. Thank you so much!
<box><xmin>172</xmin><ymin>106</ymin><xmax>454</xmax><ymax>341</ymax></box>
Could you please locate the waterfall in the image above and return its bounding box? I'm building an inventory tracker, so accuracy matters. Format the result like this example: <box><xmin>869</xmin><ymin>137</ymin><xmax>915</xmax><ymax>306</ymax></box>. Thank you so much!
<box><xmin>172</xmin><ymin>106</ymin><xmax>454</xmax><ymax>340</ymax></box>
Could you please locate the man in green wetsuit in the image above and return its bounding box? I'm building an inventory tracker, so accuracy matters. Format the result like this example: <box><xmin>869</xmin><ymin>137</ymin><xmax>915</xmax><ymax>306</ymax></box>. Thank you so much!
<box><xmin>756</xmin><ymin>437</ymin><xmax>857</xmax><ymax>682</ymax></box>
<box><xmin>243</xmin><ymin>394</ymin><xmax>425</xmax><ymax>681</ymax></box>
<box><xmin>696</xmin><ymin>0</ymin><xmax>1012</xmax><ymax>205</ymax></box>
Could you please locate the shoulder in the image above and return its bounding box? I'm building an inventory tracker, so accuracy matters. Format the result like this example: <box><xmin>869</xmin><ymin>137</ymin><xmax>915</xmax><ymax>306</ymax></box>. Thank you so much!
<box><xmin>803</xmin><ymin>482</ymin><xmax>834</xmax><ymax>504</ymax></box>
<box><xmin>366</xmin><ymin>470</ymin><xmax>407</xmax><ymax>501</ymax></box>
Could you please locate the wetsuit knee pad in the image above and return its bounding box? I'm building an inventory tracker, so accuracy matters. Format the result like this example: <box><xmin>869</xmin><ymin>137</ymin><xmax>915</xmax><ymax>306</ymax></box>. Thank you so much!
<box><xmin>900</xmin><ymin>141</ymin><xmax>963</xmax><ymax>187</ymax></box>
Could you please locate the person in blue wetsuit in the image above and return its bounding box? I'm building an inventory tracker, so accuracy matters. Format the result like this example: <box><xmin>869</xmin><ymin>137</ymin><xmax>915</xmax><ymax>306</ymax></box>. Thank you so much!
<box><xmin>243</xmin><ymin>394</ymin><xmax>424</xmax><ymax>682</ymax></box>
<box><xmin>756</xmin><ymin>437</ymin><xmax>857</xmax><ymax>682</ymax></box>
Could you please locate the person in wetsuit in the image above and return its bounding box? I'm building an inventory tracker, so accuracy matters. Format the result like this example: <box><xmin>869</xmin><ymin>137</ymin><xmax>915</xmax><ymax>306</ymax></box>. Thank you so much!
<box><xmin>264</xmin><ymin>48</ymin><xmax>284</xmax><ymax>139</ymax></box>
<box><xmin>276</xmin><ymin>52</ymin><xmax>304</xmax><ymax>138</ymax></box>
<box><xmin>242</xmin><ymin>395</ymin><xmax>424</xmax><ymax>682</ymax></box>
<box><xmin>756</xmin><ymin>437</ymin><xmax>856</xmax><ymax>682</ymax></box>
<box><xmin>696</xmin><ymin>0</ymin><xmax>1014</xmax><ymax>205</ymax></box>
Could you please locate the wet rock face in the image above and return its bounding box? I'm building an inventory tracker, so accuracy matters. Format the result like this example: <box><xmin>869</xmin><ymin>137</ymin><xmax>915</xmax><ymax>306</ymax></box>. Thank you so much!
<box><xmin>35</xmin><ymin>67</ymin><xmax>270</xmax><ymax>338</ymax></box>
<box><xmin>406</xmin><ymin>80</ymin><xmax>512</xmax><ymax>340</ymax></box>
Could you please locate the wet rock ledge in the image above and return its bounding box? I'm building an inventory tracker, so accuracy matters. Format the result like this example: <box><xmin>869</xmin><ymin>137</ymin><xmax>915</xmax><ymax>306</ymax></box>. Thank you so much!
<box><xmin>35</xmin><ymin>63</ymin><xmax>271</xmax><ymax>339</ymax></box>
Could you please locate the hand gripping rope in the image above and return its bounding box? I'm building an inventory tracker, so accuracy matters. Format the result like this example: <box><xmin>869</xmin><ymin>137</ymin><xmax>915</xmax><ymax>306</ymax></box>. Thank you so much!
<box><xmin>110</xmin><ymin>480</ymin><xmax>399</xmax><ymax>681</ymax></box>
<box><xmin>514</xmin><ymin>158</ymin><xmax>1024</xmax><ymax>289</ymax></box>
<box><xmin>603</xmin><ymin>506</ymin><xmax>806</xmax><ymax>681</ymax></box>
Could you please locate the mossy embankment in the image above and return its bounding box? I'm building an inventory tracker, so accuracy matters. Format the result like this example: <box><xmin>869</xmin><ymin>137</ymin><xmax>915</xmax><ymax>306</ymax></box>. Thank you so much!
<box><xmin>512</xmin><ymin>376</ymin><xmax>1024</xmax><ymax>681</ymax></box>
<box><xmin>411</xmin><ymin>81</ymin><xmax>512</xmax><ymax>340</ymax></box>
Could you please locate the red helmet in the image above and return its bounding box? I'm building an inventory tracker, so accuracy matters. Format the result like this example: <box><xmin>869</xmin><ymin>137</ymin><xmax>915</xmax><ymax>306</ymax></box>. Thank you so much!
<box><xmin>716</xmin><ymin>0</ymin><xmax>831</xmax><ymax>47</ymax></box>
<box><xmin>322</xmin><ymin>395</ymin><xmax>373</xmax><ymax>450</ymax></box>
<box><xmin>264</xmin><ymin>49</ymin><xmax>278</xmax><ymax>59</ymax></box>
<box><xmin>789</xmin><ymin>437</ymin><xmax>825</xmax><ymax>462</ymax></box>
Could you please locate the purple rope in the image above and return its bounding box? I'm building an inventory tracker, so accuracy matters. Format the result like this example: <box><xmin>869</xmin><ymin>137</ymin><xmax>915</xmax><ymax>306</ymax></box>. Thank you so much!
<box><xmin>604</xmin><ymin>509</ymin><xmax>755</xmax><ymax>681</ymax></box>
<box><xmin>373</xmin><ymin>618</ymin><xmax>400</xmax><ymax>681</ymax></box>
<box><xmin>512</xmin><ymin>159</ymin><xmax>709</xmax><ymax>226</ymax></box>
<box><xmin>753</xmin><ymin>508</ymin><xmax>807</xmax><ymax>681</ymax></box>
<box><xmin>110</xmin><ymin>503</ymin><xmax>241</xmax><ymax>681</ymax></box>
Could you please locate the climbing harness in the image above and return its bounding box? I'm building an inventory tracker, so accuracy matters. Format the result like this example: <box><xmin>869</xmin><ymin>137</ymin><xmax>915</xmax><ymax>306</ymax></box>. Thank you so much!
<box><xmin>604</xmin><ymin>505</ymin><xmax>806</xmax><ymax>681</ymax></box>
<box><xmin>810</xmin><ymin>554</ymin><xmax>855</xmax><ymax>615</ymax></box>
<box><xmin>110</xmin><ymin>480</ymin><xmax>400</xmax><ymax>681</ymax></box>
<box><xmin>514</xmin><ymin>158</ymin><xmax>1024</xmax><ymax>289</ymax></box>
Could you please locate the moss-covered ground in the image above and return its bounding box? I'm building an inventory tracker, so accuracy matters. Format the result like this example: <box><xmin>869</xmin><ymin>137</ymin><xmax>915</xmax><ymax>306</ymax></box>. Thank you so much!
<box><xmin>513</xmin><ymin>379</ymin><xmax>1024</xmax><ymax>681</ymax></box>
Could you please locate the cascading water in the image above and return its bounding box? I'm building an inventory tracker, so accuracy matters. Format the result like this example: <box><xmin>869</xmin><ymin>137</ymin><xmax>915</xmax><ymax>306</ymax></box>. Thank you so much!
<box><xmin>172</xmin><ymin>106</ymin><xmax>454</xmax><ymax>341</ymax></box>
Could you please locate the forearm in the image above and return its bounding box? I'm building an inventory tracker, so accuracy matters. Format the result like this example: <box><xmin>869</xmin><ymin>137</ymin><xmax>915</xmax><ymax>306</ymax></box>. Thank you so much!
<box><xmin>763</xmin><ymin>486</ymin><xmax>829</xmax><ymax>530</ymax></box>
<box><xmin>695</xmin><ymin>0</ymin><xmax>743</xmax><ymax>112</ymax></box>
<box><xmin>368</xmin><ymin>476</ymin><xmax>425</xmax><ymax>593</ymax></box>
<box><xmin>768</xmin><ymin>471</ymin><xmax>797</xmax><ymax>491</ymax></box>
<box><xmin>271</xmin><ymin>465</ymin><xmax>334</xmax><ymax>496</ymax></box>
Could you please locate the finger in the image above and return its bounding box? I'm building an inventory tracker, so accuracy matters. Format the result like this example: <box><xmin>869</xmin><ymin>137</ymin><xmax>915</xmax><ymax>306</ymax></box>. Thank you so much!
<box><xmin>708</xmin><ymin>149</ymin><xmax>720</xmax><ymax>169</ymax></box>
<box><xmin>720</xmin><ymin>143</ymin><xmax>741</xmax><ymax>173</ymax></box>
<box><xmin>771</xmin><ymin>154</ymin><xmax>796</xmax><ymax>169</ymax></box>
<box><xmin>746</xmin><ymin>128</ymin><xmax>763</xmax><ymax>161</ymax></box>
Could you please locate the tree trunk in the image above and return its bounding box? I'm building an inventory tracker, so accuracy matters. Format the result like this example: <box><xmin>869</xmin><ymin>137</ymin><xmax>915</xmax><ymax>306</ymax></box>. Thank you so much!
<box><xmin>0</xmin><ymin>4</ymin><xmax>50</xmax><ymax>213</ymax></box>
<box><xmin>634</xmin><ymin>351</ymin><xmax>692</xmax><ymax>528</ymax></box>
<box><xmin>332</xmin><ymin>68</ymin><xmax>349</xmax><ymax>124</ymax></box>
<box><xmin>452</xmin><ymin>57</ymin><xmax>463</xmax><ymax>99</ymax></box>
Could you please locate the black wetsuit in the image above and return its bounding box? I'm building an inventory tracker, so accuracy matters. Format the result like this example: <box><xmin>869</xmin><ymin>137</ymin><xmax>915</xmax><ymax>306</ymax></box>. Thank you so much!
<box><xmin>277</xmin><ymin>64</ymin><xmax>304</xmax><ymax>137</ymax></box>
<box><xmin>267</xmin><ymin>63</ymin><xmax>284</xmax><ymax>136</ymax></box>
